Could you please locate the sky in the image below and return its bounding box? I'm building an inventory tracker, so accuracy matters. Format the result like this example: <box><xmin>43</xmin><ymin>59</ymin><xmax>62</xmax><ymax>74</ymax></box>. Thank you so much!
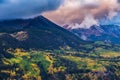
<box><xmin>0</xmin><ymin>0</ymin><xmax>120</xmax><ymax>29</ymax></box>
<box><xmin>0</xmin><ymin>0</ymin><xmax>62</xmax><ymax>19</ymax></box>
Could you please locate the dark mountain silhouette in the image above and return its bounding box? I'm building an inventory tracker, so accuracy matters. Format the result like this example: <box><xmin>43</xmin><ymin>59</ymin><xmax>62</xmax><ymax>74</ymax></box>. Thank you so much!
<box><xmin>0</xmin><ymin>16</ymin><xmax>87</xmax><ymax>50</ymax></box>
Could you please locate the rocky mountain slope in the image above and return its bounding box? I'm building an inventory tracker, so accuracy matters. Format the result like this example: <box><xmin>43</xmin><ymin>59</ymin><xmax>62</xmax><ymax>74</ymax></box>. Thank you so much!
<box><xmin>71</xmin><ymin>25</ymin><xmax>120</xmax><ymax>44</ymax></box>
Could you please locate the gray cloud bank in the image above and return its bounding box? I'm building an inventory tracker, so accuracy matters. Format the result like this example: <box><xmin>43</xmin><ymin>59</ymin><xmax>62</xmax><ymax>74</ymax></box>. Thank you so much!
<box><xmin>0</xmin><ymin>0</ymin><xmax>120</xmax><ymax>29</ymax></box>
<box><xmin>0</xmin><ymin>0</ymin><xmax>63</xmax><ymax>20</ymax></box>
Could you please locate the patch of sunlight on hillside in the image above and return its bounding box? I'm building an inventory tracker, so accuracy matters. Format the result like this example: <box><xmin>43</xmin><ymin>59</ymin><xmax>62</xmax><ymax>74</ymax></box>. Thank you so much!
<box><xmin>100</xmin><ymin>52</ymin><xmax>120</xmax><ymax>58</ymax></box>
<box><xmin>62</xmin><ymin>56</ymin><xmax>106</xmax><ymax>72</ymax></box>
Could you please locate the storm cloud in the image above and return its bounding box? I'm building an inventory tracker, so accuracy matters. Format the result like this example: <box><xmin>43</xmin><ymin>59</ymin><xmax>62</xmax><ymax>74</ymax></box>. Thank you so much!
<box><xmin>0</xmin><ymin>0</ymin><xmax>63</xmax><ymax>20</ymax></box>
<box><xmin>43</xmin><ymin>0</ymin><xmax>120</xmax><ymax>29</ymax></box>
<box><xmin>0</xmin><ymin>0</ymin><xmax>120</xmax><ymax>28</ymax></box>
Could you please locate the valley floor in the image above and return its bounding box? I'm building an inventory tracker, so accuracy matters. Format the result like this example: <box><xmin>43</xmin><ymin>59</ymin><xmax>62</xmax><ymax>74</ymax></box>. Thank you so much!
<box><xmin>0</xmin><ymin>48</ymin><xmax>120</xmax><ymax>80</ymax></box>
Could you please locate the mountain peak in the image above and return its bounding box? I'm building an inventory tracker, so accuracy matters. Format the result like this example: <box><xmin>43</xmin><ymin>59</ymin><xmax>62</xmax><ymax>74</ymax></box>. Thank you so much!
<box><xmin>33</xmin><ymin>15</ymin><xmax>45</xmax><ymax>20</ymax></box>
<box><xmin>0</xmin><ymin>16</ymin><xmax>85</xmax><ymax>50</ymax></box>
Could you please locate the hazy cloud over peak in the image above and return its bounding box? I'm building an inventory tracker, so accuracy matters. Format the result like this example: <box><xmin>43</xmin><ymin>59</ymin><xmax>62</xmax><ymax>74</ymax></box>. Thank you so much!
<box><xmin>0</xmin><ymin>0</ymin><xmax>120</xmax><ymax>29</ymax></box>
<box><xmin>43</xmin><ymin>0</ymin><xmax>120</xmax><ymax>29</ymax></box>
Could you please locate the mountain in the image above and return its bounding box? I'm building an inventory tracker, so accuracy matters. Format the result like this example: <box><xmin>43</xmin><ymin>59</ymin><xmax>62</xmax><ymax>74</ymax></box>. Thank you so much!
<box><xmin>0</xmin><ymin>16</ymin><xmax>87</xmax><ymax>51</ymax></box>
<box><xmin>71</xmin><ymin>25</ymin><xmax>120</xmax><ymax>44</ymax></box>
<box><xmin>1</xmin><ymin>17</ymin><xmax>120</xmax><ymax>80</ymax></box>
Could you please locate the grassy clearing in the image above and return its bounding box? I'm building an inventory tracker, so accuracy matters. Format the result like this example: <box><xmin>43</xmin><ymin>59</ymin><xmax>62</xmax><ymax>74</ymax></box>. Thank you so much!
<box><xmin>62</xmin><ymin>56</ymin><xmax>106</xmax><ymax>72</ymax></box>
<box><xmin>99</xmin><ymin>52</ymin><xmax>120</xmax><ymax>58</ymax></box>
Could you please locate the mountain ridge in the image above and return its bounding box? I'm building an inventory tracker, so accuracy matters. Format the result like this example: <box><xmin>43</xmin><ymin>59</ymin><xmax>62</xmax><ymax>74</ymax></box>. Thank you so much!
<box><xmin>71</xmin><ymin>25</ymin><xmax>120</xmax><ymax>44</ymax></box>
<box><xmin>0</xmin><ymin>16</ymin><xmax>87</xmax><ymax>51</ymax></box>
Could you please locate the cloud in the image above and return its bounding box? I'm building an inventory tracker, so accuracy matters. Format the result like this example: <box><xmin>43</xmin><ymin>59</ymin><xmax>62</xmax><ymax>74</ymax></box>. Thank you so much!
<box><xmin>100</xmin><ymin>13</ymin><xmax>120</xmax><ymax>25</ymax></box>
<box><xmin>1</xmin><ymin>0</ymin><xmax>120</xmax><ymax>28</ymax></box>
<box><xmin>0</xmin><ymin>0</ymin><xmax>63</xmax><ymax>20</ymax></box>
<box><xmin>69</xmin><ymin>15</ymin><xmax>99</xmax><ymax>29</ymax></box>
<box><xmin>118</xmin><ymin>0</ymin><xmax>120</xmax><ymax>2</ymax></box>
<box><xmin>43</xmin><ymin>0</ymin><xmax>120</xmax><ymax>28</ymax></box>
